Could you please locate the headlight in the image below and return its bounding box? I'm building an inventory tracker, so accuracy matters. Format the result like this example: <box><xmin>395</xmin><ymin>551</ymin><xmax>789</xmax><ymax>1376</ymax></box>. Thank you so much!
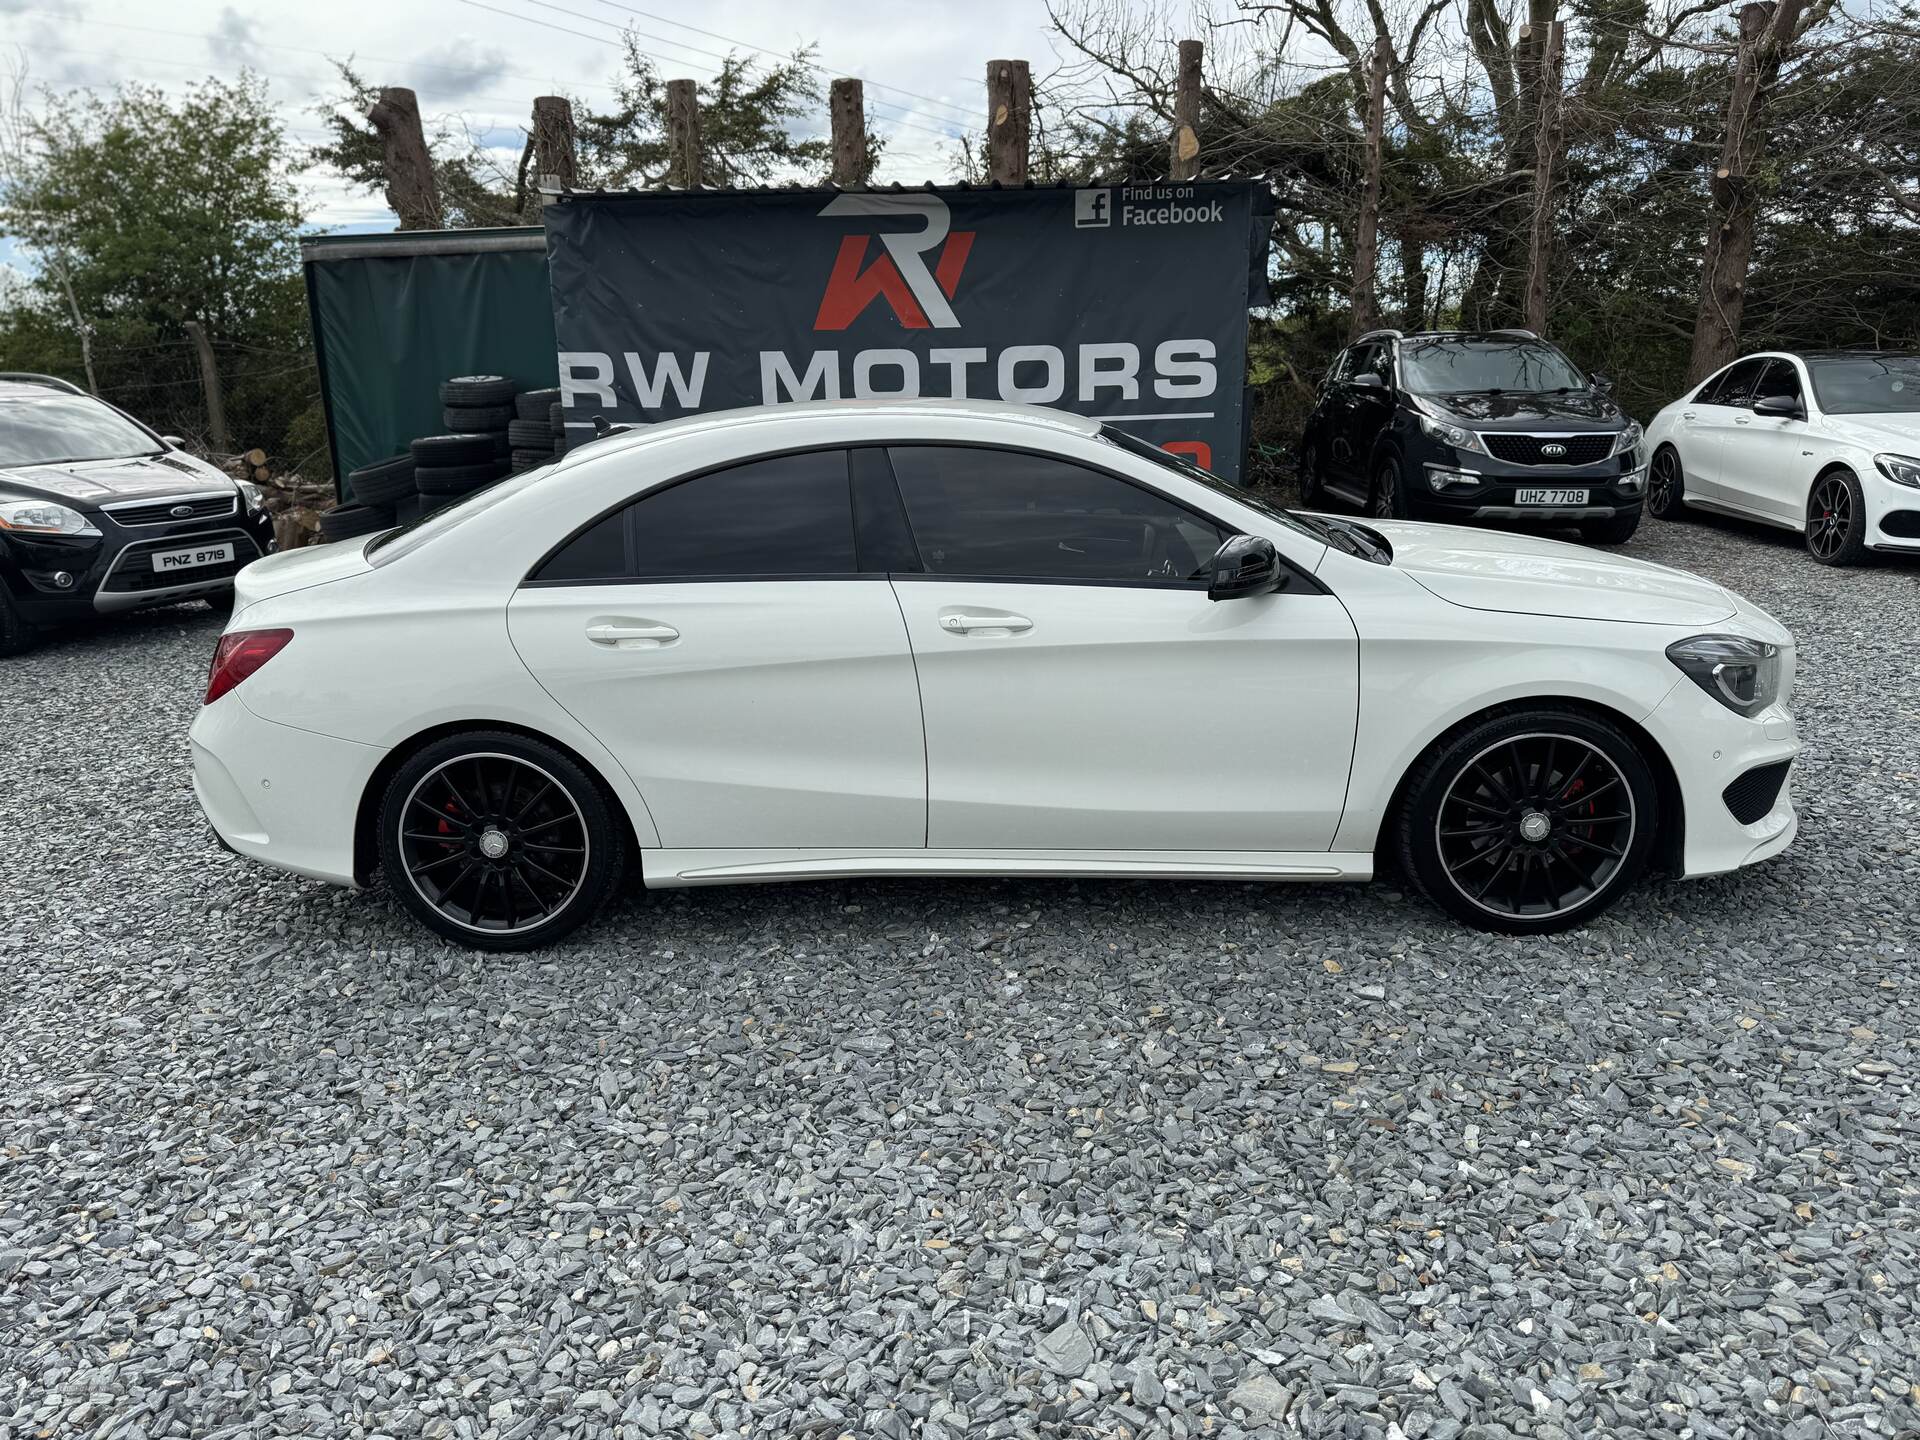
<box><xmin>0</xmin><ymin>492</ymin><xmax>101</xmax><ymax>537</ymax></box>
<box><xmin>1610</xmin><ymin>421</ymin><xmax>1644</xmax><ymax>459</ymax></box>
<box><xmin>1873</xmin><ymin>453</ymin><xmax>1920</xmax><ymax>488</ymax></box>
<box><xmin>1417</xmin><ymin>414</ymin><xmax>1486</xmax><ymax>455</ymax></box>
<box><xmin>1666</xmin><ymin>634</ymin><xmax>1782</xmax><ymax>718</ymax></box>
<box><xmin>237</xmin><ymin>479</ymin><xmax>266</xmax><ymax>512</ymax></box>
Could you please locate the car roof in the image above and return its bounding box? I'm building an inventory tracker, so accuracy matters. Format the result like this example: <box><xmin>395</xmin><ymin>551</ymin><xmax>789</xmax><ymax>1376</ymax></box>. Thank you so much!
<box><xmin>564</xmin><ymin>397</ymin><xmax>1102</xmax><ymax>464</ymax></box>
<box><xmin>0</xmin><ymin>374</ymin><xmax>90</xmax><ymax>400</ymax></box>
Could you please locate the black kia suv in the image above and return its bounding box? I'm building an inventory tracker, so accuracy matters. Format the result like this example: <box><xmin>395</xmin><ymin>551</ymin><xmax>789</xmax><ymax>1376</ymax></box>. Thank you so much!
<box><xmin>0</xmin><ymin>375</ymin><xmax>277</xmax><ymax>655</ymax></box>
<box><xmin>1296</xmin><ymin>330</ymin><xmax>1646</xmax><ymax>544</ymax></box>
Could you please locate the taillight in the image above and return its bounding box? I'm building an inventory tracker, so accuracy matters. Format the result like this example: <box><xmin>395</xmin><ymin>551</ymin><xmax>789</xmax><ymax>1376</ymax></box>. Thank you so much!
<box><xmin>204</xmin><ymin>628</ymin><xmax>293</xmax><ymax>705</ymax></box>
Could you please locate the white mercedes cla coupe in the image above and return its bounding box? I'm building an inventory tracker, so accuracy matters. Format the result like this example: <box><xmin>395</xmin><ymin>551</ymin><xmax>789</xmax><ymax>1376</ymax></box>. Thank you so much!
<box><xmin>190</xmin><ymin>400</ymin><xmax>1801</xmax><ymax>949</ymax></box>
<box><xmin>1643</xmin><ymin>350</ymin><xmax>1920</xmax><ymax>564</ymax></box>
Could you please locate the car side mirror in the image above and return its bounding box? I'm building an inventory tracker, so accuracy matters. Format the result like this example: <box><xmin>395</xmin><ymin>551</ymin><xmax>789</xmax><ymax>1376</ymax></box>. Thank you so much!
<box><xmin>1590</xmin><ymin>373</ymin><xmax>1613</xmax><ymax>394</ymax></box>
<box><xmin>1206</xmin><ymin>535</ymin><xmax>1284</xmax><ymax>602</ymax></box>
<box><xmin>1350</xmin><ymin>372</ymin><xmax>1387</xmax><ymax>391</ymax></box>
<box><xmin>159</xmin><ymin>435</ymin><xmax>186</xmax><ymax>448</ymax></box>
<box><xmin>1752</xmin><ymin>394</ymin><xmax>1805</xmax><ymax>420</ymax></box>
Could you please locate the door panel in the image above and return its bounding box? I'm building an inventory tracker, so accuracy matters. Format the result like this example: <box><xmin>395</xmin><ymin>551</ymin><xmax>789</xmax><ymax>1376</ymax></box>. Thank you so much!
<box><xmin>509</xmin><ymin>581</ymin><xmax>925</xmax><ymax>847</ymax></box>
<box><xmin>1721</xmin><ymin>360</ymin><xmax>1809</xmax><ymax>523</ymax></box>
<box><xmin>1682</xmin><ymin>357</ymin><xmax>1767</xmax><ymax>501</ymax></box>
<box><xmin>892</xmin><ymin>578</ymin><xmax>1360</xmax><ymax>851</ymax></box>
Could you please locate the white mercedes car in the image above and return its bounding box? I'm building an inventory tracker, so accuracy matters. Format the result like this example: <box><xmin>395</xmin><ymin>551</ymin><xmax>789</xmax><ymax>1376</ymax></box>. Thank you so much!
<box><xmin>190</xmin><ymin>401</ymin><xmax>1801</xmax><ymax>948</ymax></box>
<box><xmin>1644</xmin><ymin>350</ymin><xmax>1920</xmax><ymax>564</ymax></box>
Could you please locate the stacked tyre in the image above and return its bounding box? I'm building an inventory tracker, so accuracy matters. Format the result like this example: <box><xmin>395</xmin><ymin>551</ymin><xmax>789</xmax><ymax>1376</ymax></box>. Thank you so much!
<box><xmin>441</xmin><ymin>374</ymin><xmax>518</xmax><ymax>471</ymax></box>
<box><xmin>412</xmin><ymin>432</ymin><xmax>505</xmax><ymax>512</ymax></box>
<box><xmin>507</xmin><ymin>387</ymin><xmax>564</xmax><ymax>473</ymax></box>
<box><xmin>325</xmin><ymin>451</ymin><xmax>418</xmax><ymax>540</ymax></box>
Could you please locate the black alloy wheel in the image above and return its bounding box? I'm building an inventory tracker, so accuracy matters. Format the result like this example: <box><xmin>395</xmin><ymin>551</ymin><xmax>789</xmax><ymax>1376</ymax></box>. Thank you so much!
<box><xmin>1298</xmin><ymin>441</ymin><xmax>1327</xmax><ymax>506</ymax></box>
<box><xmin>1805</xmin><ymin>469</ymin><xmax>1866</xmax><ymax>566</ymax></box>
<box><xmin>1398</xmin><ymin>709</ymin><xmax>1657</xmax><ymax>933</ymax></box>
<box><xmin>1371</xmin><ymin>455</ymin><xmax>1408</xmax><ymax>520</ymax></box>
<box><xmin>1646</xmin><ymin>447</ymin><xmax>1685</xmax><ymax>519</ymax></box>
<box><xmin>378</xmin><ymin>732</ymin><xmax>625</xmax><ymax>949</ymax></box>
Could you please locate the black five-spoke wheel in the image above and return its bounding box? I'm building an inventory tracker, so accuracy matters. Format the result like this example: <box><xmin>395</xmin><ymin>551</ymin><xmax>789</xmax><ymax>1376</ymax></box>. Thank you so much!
<box><xmin>1399</xmin><ymin>709</ymin><xmax>1658</xmax><ymax>933</ymax></box>
<box><xmin>1647</xmin><ymin>448</ymin><xmax>1684</xmax><ymax>519</ymax></box>
<box><xmin>1805</xmin><ymin>469</ymin><xmax>1865</xmax><ymax>566</ymax></box>
<box><xmin>378</xmin><ymin>731</ymin><xmax>626</xmax><ymax>949</ymax></box>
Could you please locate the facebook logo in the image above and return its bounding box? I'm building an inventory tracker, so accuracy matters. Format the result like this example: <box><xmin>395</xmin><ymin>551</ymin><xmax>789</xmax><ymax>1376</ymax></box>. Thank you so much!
<box><xmin>1074</xmin><ymin>189</ymin><xmax>1112</xmax><ymax>228</ymax></box>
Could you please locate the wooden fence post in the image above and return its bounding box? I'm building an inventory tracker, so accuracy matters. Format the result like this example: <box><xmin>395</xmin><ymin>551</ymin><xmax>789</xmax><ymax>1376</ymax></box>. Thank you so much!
<box><xmin>986</xmin><ymin>60</ymin><xmax>1031</xmax><ymax>184</ymax></box>
<box><xmin>182</xmin><ymin>320</ymin><xmax>229</xmax><ymax>454</ymax></box>
<box><xmin>830</xmin><ymin>78</ymin><xmax>867</xmax><ymax>186</ymax></box>
<box><xmin>1522</xmin><ymin>19</ymin><xmax>1565</xmax><ymax>335</ymax></box>
<box><xmin>532</xmin><ymin>95</ymin><xmax>577</xmax><ymax>200</ymax></box>
<box><xmin>367</xmin><ymin>87</ymin><xmax>441</xmax><ymax>229</ymax></box>
<box><xmin>1171</xmin><ymin>39</ymin><xmax>1203</xmax><ymax>181</ymax></box>
<box><xmin>667</xmin><ymin>79</ymin><xmax>702</xmax><ymax>188</ymax></box>
<box><xmin>1348</xmin><ymin>35</ymin><xmax>1389</xmax><ymax>338</ymax></box>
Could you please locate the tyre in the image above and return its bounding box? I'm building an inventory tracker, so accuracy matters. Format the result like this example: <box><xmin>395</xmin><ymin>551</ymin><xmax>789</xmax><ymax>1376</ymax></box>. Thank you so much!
<box><xmin>0</xmin><ymin>586</ymin><xmax>39</xmax><ymax>658</ymax></box>
<box><xmin>442</xmin><ymin>404</ymin><xmax>514</xmax><ymax>433</ymax></box>
<box><xmin>319</xmin><ymin>503</ymin><xmax>396</xmax><ymax>541</ymax></box>
<box><xmin>439</xmin><ymin>374</ymin><xmax>516</xmax><ymax>407</ymax></box>
<box><xmin>411</xmin><ymin>433</ymin><xmax>494</xmax><ymax>466</ymax></box>
<box><xmin>1369</xmin><ymin>453</ymin><xmax>1411</xmax><ymax>520</ymax></box>
<box><xmin>516</xmin><ymin>387</ymin><xmax>562</xmax><ymax>421</ymax></box>
<box><xmin>507</xmin><ymin>418</ymin><xmax>553</xmax><ymax>447</ymax></box>
<box><xmin>1578</xmin><ymin>513</ymin><xmax>1640</xmax><ymax>546</ymax></box>
<box><xmin>1396</xmin><ymin>706</ymin><xmax>1658</xmax><ymax>934</ymax></box>
<box><xmin>1297</xmin><ymin>439</ymin><xmax>1328</xmax><ymax>507</ymax></box>
<box><xmin>392</xmin><ymin>494</ymin><xmax>423</xmax><ymax>525</ymax></box>
<box><xmin>376</xmin><ymin>730</ymin><xmax>626</xmax><ymax>950</ymax></box>
<box><xmin>347</xmin><ymin>454</ymin><xmax>417</xmax><ymax>505</ymax></box>
<box><xmin>1646</xmin><ymin>447</ymin><xmax>1687</xmax><ymax>520</ymax></box>
<box><xmin>1805</xmin><ymin>468</ymin><xmax>1867</xmax><ymax>566</ymax></box>
<box><xmin>548</xmin><ymin>402</ymin><xmax>564</xmax><ymax>433</ymax></box>
<box><xmin>414</xmin><ymin>462</ymin><xmax>503</xmax><ymax>496</ymax></box>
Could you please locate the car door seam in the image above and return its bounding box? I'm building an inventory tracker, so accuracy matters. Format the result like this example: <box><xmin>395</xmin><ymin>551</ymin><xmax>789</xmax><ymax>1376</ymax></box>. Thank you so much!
<box><xmin>883</xmin><ymin>576</ymin><xmax>933</xmax><ymax>847</ymax></box>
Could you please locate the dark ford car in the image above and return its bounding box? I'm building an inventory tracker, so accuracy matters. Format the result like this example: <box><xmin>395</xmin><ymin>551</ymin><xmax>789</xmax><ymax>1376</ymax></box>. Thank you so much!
<box><xmin>1297</xmin><ymin>330</ymin><xmax>1647</xmax><ymax>544</ymax></box>
<box><xmin>0</xmin><ymin>376</ymin><xmax>276</xmax><ymax>655</ymax></box>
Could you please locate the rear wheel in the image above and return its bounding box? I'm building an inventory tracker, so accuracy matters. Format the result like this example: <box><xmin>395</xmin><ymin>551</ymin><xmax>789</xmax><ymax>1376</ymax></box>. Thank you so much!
<box><xmin>1370</xmin><ymin>454</ymin><xmax>1411</xmax><ymax>519</ymax></box>
<box><xmin>1646</xmin><ymin>447</ymin><xmax>1687</xmax><ymax>520</ymax></box>
<box><xmin>1805</xmin><ymin>468</ymin><xmax>1867</xmax><ymax>566</ymax></box>
<box><xmin>1397</xmin><ymin>708</ymin><xmax>1658</xmax><ymax>934</ymax></box>
<box><xmin>377</xmin><ymin>731</ymin><xmax>626</xmax><ymax>950</ymax></box>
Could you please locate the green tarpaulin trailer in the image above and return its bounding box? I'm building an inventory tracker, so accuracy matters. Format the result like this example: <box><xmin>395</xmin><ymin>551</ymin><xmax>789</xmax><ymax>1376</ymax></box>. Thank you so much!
<box><xmin>302</xmin><ymin>227</ymin><xmax>557</xmax><ymax>500</ymax></box>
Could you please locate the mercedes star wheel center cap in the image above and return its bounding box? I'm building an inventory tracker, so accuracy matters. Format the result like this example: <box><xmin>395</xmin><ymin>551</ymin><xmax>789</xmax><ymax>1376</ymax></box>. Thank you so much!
<box><xmin>479</xmin><ymin>828</ymin><xmax>510</xmax><ymax>859</ymax></box>
<box><xmin>1519</xmin><ymin>811</ymin><xmax>1552</xmax><ymax>843</ymax></box>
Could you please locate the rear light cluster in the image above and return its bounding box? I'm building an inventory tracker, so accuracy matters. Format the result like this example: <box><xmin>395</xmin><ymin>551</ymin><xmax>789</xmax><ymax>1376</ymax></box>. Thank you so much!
<box><xmin>204</xmin><ymin>628</ymin><xmax>293</xmax><ymax>705</ymax></box>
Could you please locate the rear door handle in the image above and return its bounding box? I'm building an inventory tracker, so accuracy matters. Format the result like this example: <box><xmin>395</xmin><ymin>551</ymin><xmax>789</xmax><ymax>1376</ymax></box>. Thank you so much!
<box><xmin>586</xmin><ymin>620</ymin><xmax>679</xmax><ymax>648</ymax></box>
<box><xmin>939</xmin><ymin>611</ymin><xmax>1032</xmax><ymax>636</ymax></box>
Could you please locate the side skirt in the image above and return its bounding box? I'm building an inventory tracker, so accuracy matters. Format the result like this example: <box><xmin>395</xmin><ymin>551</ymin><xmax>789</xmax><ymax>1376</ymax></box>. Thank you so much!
<box><xmin>641</xmin><ymin>848</ymin><xmax>1376</xmax><ymax>888</ymax></box>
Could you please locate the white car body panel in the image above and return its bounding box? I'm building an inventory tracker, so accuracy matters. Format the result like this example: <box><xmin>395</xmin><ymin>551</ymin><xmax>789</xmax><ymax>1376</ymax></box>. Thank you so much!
<box><xmin>1645</xmin><ymin>352</ymin><xmax>1920</xmax><ymax>551</ymax></box>
<box><xmin>189</xmin><ymin>399</ymin><xmax>1802</xmax><ymax>912</ymax></box>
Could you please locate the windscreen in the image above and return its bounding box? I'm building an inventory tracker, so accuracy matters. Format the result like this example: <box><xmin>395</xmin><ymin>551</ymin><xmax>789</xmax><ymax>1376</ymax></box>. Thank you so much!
<box><xmin>1807</xmin><ymin>355</ymin><xmax>1920</xmax><ymax>415</ymax></box>
<box><xmin>1398</xmin><ymin>339</ymin><xmax>1588</xmax><ymax>395</ymax></box>
<box><xmin>0</xmin><ymin>394</ymin><xmax>162</xmax><ymax>466</ymax></box>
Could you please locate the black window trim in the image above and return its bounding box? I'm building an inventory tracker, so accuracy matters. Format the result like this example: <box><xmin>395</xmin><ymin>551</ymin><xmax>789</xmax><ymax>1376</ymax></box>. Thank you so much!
<box><xmin>519</xmin><ymin>436</ymin><xmax>1326</xmax><ymax>595</ymax></box>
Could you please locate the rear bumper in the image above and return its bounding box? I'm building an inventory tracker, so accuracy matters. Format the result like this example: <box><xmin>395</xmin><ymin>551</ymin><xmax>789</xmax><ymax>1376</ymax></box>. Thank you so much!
<box><xmin>190</xmin><ymin>694</ymin><xmax>384</xmax><ymax>887</ymax></box>
<box><xmin>1640</xmin><ymin>679</ymin><xmax>1801</xmax><ymax>878</ymax></box>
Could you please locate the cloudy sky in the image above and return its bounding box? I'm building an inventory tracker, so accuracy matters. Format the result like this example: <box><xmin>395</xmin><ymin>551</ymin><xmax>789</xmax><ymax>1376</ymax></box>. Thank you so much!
<box><xmin>4</xmin><ymin>0</ymin><xmax>1136</xmax><ymax>231</ymax></box>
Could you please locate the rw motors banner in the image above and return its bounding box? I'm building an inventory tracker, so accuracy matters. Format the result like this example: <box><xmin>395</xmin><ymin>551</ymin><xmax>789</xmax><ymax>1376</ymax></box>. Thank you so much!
<box><xmin>543</xmin><ymin>181</ymin><xmax>1274</xmax><ymax>480</ymax></box>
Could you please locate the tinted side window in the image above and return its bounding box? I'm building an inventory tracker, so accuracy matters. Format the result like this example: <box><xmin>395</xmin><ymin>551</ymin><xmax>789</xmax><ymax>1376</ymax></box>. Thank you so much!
<box><xmin>887</xmin><ymin>446</ymin><xmax>1227</xmax><ymax>585</ymax></box>
<box><xmin>1700</xmin><ymin>358</ymin><xmax>1764</xmax><ymax>406</ymax></box>
<box><xmin>1326</xmin><ymin>348</ymin><xmax>1356</xmax><ymax>387</ymax></box>
<box><xmin>1346</xmin><ymin>342</ymin><xmax>1381</xmax><ymax>383</ymax></box>
<box><xmin>1752</xmin><ymin>359</ymin><xmax>1802</xmax><ymax>405</ymax></box>
<box><xmin>532</xmin><ymin>449</ymin><xmax>856</xmax><ymax>582</ymax></box>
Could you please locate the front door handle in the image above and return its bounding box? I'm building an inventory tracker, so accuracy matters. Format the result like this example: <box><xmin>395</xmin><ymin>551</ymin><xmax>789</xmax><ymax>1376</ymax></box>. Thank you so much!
<box><xmin>1733</xmin><ymin>416</ymin><xmax>1751</xmax><ymax>425</ymax></box>
<box><xmin>586</xmin><ymin>620</ymin><xmax>680</xmax><ymax>648</ymax></box>
<box><xmin>1682</xmin><ymin>410</ymin><xmax>1697</xmax><ymax>421</ymax></box>
<box><xmin>938</xmin><ymin>611</ymin><xmax>1032</xmax><ymax>637</ymax></box>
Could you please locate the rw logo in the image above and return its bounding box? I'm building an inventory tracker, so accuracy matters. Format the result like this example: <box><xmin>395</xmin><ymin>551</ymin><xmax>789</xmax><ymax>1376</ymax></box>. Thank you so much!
<box><xmin>813</xmin><ymin>194</ymin><xmax>976</xmax><ymax>331</ymax></box>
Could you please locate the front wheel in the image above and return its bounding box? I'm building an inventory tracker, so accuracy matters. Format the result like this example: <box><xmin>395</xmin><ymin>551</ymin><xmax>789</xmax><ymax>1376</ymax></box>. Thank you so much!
<box><xmin>1298</xmin><ymin>440</ymin><xmax>1328</xmax><ymax>507</ymax></box>
<box><xmin>1396</xmin><ymin>708</ymin><xmax>1658</xmax><ymax>934</ymax></box>
<box><xmin>1646</xmin><ymin>447</ymin><xmax>1687</xmax><ymax>520</ymax></box>
<box><xmin>377</xmin><ymin>731</ymin><xmax>627</xmax><ymax>950</ymax></box>
<box><xmin>0</xmin><ymin>587</ymin><xmax>38</xmax><ymax>658</ymax></box>
<box><xmin>1579</xmin><ymin>513</ymin><xmax>1640</xmax><ymax>546</ymax></box>
<box><xmin>1805</xmin><ymin>469</ymin><xmax>1867</xmax><ymax>566</ymax></box>
<box><xmin>1370</xmin><ymin>454</ymin><xmax>1411</xmax><ymax>520</ymax></box>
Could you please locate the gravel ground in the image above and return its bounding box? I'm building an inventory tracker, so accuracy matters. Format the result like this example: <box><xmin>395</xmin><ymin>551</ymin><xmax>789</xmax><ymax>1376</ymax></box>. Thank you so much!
<box><xmin>2</xmin><ymin>513</ymin><xmax>1917</xmax><ymax>1440</ymax></box>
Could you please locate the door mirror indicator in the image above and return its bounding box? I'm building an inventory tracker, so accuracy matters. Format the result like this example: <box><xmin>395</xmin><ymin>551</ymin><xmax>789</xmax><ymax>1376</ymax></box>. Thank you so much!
<box><xmin>1752</xmin><ymin>394</ymin><xmax>1805</xmax><ymax>420</ymax></box>
<box><xmin>1205</xmin><ymin>535</ymin><xmax>1284</xmax><ymax>602</ymax></box>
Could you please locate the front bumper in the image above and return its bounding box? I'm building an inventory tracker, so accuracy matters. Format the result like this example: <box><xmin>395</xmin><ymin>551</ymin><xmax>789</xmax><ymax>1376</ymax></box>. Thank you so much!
<box><xmin>1861</xmin><ymin>470</ymin><xmax>1920</xmax><ymax>553</ymax></box>
<box><xmin>1412</xmin><ymin>456</ymin><xmax>1647</xmax><ymax>522</ymax></box>
<box><xmin>1640</xmin><ymin>677</ymin><xmax>1801</xmax><ymax>878</ymax></box>
<box><xmin>1</xmin><ymin>499</ymin><xmax>276</xmax><ymax>622</ymax></box>
<box><xmin>190</xmin><ymin>693</ymin><xmax>385</xmax><ymax>888</ymax></box>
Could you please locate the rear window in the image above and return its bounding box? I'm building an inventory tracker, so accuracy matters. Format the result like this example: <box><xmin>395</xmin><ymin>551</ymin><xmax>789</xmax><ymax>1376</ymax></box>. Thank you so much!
<box><xmin>366</xmin><ymin>464</ymin><xmax>551</xmax><ymax>566</ymax></box>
